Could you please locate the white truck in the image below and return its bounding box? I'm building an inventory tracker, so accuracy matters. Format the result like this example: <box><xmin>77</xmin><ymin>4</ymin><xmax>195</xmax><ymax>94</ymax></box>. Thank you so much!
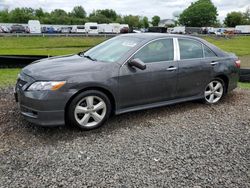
<box><xmin>85</xmin><ymin>22</ymin><xmax>98</xmax><ymax>34</ymax></box>
<box><xmin>28</xmin><ymin>20</ymin><xmax>41</xmax><ymax>33</ymax></box>
<box><xmin>235</xmin><ymin>25</ymin><xmax>250</xmax><ymax>34</ymax></box>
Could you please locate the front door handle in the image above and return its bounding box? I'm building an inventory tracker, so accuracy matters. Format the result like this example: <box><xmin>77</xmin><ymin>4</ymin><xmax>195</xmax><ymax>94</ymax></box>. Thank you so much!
<box><xmin>210</xmin><ymin>61</ymin><xmax>219</xmax><ymax>66</ymax></box>
<box><xmin>166</xmin><ymin>67</ymin><xmax>178</xmax><ymax>71</ymax></box>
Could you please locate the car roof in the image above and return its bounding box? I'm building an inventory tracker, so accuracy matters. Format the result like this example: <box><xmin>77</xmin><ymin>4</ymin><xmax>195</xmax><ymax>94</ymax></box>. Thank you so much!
<box><xmin>121</xmin><ymin>33</ymin><xmax>203</xmax><ymax>41</ymax></box>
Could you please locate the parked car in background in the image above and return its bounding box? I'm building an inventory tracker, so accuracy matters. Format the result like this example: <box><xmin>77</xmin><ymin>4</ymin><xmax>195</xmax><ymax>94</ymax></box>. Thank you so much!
<box><xmin>171</xmin><ymin>26</ymin><xmax>202</xmax><ymax>34</ymax></box>
<box><xmin>85</xmin><ymin>22</ymin><xmax>98</xmax><ymax>34</ymax></box>
<box><xmin>120</xmin><ymin>24</ymin><xmax>129</xmax><ymax>33</ymax></box>
<box><xmin>148</xmin><ymin>27</ymin><xmax>167</xmax><ymax>33</ymax></box>
<box><xmin>28</xmin><ymin>20</ymin><xmax>41</xmax><ymax>34</ymax></box>
<box><xmin>215</xmin><ymin>28</ymin><xmax>226</xmax><ymax>35</ymax></box>
<box><xmin>15</xmin><ymin>33</ymin><xmax>240</xmax><ymax>130</ymax></box>
<box><xmin>10</xmin><ymin>24</ymin><xmax>26</xmax><ymax>33</ymax></box>
<box><xmin>0</xmin><ymin>26</ymin><xmax>10</xmax><ymax>33</ymax></box>
<box><xmin>0</xmin><ymin>25</ymin><xmax>10</xmax><ymax>33</ymax></box>
<box><xmin>60</xmin><ymin>27</ymin><xmax>72</xmax><ymax>33</ymax></box>
<box><xmin>42</xmin><ymin>26</ymin><xmax>56</xmax><ymax>33</ymax></box>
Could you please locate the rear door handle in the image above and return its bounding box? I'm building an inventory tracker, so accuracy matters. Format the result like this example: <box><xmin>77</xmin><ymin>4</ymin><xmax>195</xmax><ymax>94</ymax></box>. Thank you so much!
<box><xmin>210</xmin><ymin>61</ymin><xmax>219</xmax><ymax>66</ymax></box>
<box><xmin>166</xmin><ymin>67</ymin><xmax>178</xmax><ymax>71</ymax></box>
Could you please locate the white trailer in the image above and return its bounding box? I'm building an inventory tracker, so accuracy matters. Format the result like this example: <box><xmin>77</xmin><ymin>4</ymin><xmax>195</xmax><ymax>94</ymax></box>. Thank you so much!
<box><xmin>71</xmin><ymin>25</ymin><xmax>86</xmax><ymax>33</ymax></box>
<box><xmin>235</xmin><ymin>25</ymin><xmax>250</xmax><ymax>34</ymax></box>
<box><xmin>171</xmin><ymin>26</ymin><xmax>185</xmax><ymax>34</ymax></box>
<box><xmin>28</xmin><ymin>20</ymin><xmax>41</xmax><ymax>33</ymax></box>
<box><xmin>98</xmin><ymin>24</ymin><xmax>113</xmax><ymax>34</ymax></box>
<box><xmin>109</xmin><ymin>23</ymin><xmax>120</xmax><ymax>33</ymax></box>
<box><xmin>85</xmin><ymin>22</ymin><xmax>98</xmax><ymax>34</ymax></box>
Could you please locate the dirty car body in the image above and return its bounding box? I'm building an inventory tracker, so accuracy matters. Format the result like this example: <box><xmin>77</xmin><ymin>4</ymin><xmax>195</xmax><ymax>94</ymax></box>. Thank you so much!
<box><xmin>15</xmin><ymin>34</ymin><xmax>239</xmax><ymax>127</ymax></box>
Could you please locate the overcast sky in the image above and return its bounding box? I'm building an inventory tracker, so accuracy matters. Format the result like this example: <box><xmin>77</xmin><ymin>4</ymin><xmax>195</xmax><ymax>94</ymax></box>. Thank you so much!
<box><xmin>0</xmin><ymin>0</ymin><xmax>250</xmax><ymax>21</ymax></box>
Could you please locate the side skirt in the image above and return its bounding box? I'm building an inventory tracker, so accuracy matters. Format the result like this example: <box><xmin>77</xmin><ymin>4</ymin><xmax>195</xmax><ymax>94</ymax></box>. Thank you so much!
<box><xmin>115</xmin><ymin>95</ymin><xmax>203</xmax><ymax>115</ymax></box>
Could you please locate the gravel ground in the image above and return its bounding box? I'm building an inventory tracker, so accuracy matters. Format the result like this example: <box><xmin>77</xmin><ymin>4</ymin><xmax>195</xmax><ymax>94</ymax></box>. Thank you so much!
<box><xmin>0</xmin><ymin>87</ymin><xmax>250</xmax><ymax>187</ymax></box>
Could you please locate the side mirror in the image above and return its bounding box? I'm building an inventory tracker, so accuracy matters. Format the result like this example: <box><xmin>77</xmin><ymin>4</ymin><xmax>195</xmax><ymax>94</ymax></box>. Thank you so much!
<box><xmin>128</xmin><ymin>58</ymin><xmax>146</xmax><ymax>70</ymax></box>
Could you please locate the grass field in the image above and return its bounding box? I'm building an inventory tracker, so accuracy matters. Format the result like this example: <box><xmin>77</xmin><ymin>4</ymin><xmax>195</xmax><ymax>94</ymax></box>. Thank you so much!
<box><xmin>0</xmin><ymin>37</ymin><xmax>106</xmax><ymax>56</ymax></box>
<box><xmin>204</xmin><ymin>36</ymin><xmax>250</xmax><ymax>57</ymax></box>
<box><xmin>0</xmin><ymin>68</ymin><xmax>20</xmax><ymax>88</ymax></box>
<box><xmin>0</xmin><ymin>35</ymin><xmax>249</xmax><ymax>67</ymax></box>
<box><xmin>204</xmin><ymin>36</ymin><xmax>250</xmax><ymax>68</ymax></box>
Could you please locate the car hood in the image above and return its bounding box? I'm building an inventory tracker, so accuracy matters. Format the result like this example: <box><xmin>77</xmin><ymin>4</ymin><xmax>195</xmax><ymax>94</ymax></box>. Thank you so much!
<box><xmin>22</xmin><ymin>54</ymin><xmax>116</xmax><ymax>80</ymax></box>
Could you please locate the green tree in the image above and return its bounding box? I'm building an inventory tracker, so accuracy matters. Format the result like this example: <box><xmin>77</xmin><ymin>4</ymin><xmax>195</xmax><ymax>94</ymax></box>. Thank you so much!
<box><xmin>8</xmin><ymin>8</ymin><xmax>36</xmax><ymax>23</ymax></box>
<box><xmin>152</xmin><ymin>15</ymin><xmax>160</xmax><ymax>26</ymax></box>
<box><xmin>35</xmin><ymin>8</ymin><xmax>45</xmax><ymax>19</ymax></box>
<box><xmin>50</xmin><ymin>9</ymin><xmax>70</xmax><ymax>24</ymax></box>
<box><xmin>88</xmin><ymin>14</ymin><xmax>112</xmax><ymax>24</ymax></box>
<box><xmin>243</xmin><ymin>8</ymin><xmax>250</xmax><ymax>24</ymax></box>
<box><xmin>224</xmin><ymin>12</ymin><xmax>245</xmax><ymax>27</ymax></box>
<box><xmin>123</xmin><ymin>15</ymin><xmax>141</xmax><ymax>28</ymax></box>
<box><xmin>71</xmin><ymin>6</ymin><xmax>86</xmax><ymax>18</ymax></box>
<box><xmin>0</xmin><ymin>9</ymin><xmax>9</xmax><ymax>22</ymax></box>
<box><xmin>142</xmin><ymin>16</ymin><xmax>149</xmax><ymax>28</ymax></box>
<box><xmin>89</xmin><ymin>9</ymin><xmax>117</xmax><ymax>22</ymax></box>
<box><xmin>178</xmin><ymin>0</ymin><xmax>218</xmax><ymax>27</ymax></box>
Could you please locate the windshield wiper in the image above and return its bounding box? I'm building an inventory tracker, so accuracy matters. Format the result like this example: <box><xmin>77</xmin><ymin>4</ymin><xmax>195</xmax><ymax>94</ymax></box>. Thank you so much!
<box><xmin>83</xmin><ymin>55</ymin><xmax>97</xmax><ymax>61</ymax></box>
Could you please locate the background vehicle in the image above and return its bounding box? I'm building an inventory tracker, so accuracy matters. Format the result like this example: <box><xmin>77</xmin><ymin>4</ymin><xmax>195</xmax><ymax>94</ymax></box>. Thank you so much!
<box><xmin>171</xmin><ymin>26</ymin><xmax>186</xmax><ymax>34</ymax></box>
<box><xmin>85</xmin><ymin>22</ymin><xmax>98</xmax><ymax>34</ymax></box>
<box><xmin>71</xmin><ymin>25</ymin><xmax>85</xmax><ymax>33</ymax></box>
<box><xmin>0</xmin><ymin>25</ymin><xmax>10</xmax><ymax>33</ymax></box>
<box><xmin>15</xmin><ymin>34</ymin><xmax>239</xmax><ymax>130</ymax></box>
<box><xmin>10</xmin><ymin>24</ymin><xmax>26</xmax><ymax>33</ymax></box>
<box><xmin>61</xmin><ymin>27</ymin><xmax>72</xmax><ymax>33</ymax></box>
<box><xmin>28</xmin><ymin>20</ymin><xmax>41</xmax><ymax>34</ymax></box>
<box><xmin>148</xmin><ymin>27</ymin><xmax>167</xmax><ymax>33</ymax></box>
<box><xmin>120</xmin><ymin>24</ymin><xmax>129</xmax><ymax>33</ymax></box>
<box><xmin>42</xmin><ymin>26</ymin><xmax>56</xmax><ymax>33</ymax></box>
<box><xmin>109</xmin><ymin>23</ymin><xmax>120</xmax><ymax>34</ymax></box>
<box><xmin>235</xmin><ymin>25</ymin><xmax>250</xmax><ymax>34</ymax></box>
<box><xmin>98</xmin><ymin>24</ymin><xmax>113</xmax><ymax>34</ymax></box>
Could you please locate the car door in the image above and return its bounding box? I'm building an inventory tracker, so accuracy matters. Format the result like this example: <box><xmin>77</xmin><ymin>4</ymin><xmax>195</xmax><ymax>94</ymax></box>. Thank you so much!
<box><xmin>118</xmin><ymin>38</ymin><xmax>178</xmax><ymax>109</ymax></box>
<box><xmin>176</xmin><ymin>38</ymin><xmax>213</xmax><ymax>98</ymax></box>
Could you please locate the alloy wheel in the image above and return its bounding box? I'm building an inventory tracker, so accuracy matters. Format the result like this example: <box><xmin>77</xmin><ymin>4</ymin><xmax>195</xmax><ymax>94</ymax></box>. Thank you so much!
<box><xmin>74</xmin><ymin>96</ymin><xmax>107</xmax><ymax>128</ymax></box>
<box><xmin>205</xmin><ymin>80</ymin><xmax>224</xmax><ymax>104</ymax></box>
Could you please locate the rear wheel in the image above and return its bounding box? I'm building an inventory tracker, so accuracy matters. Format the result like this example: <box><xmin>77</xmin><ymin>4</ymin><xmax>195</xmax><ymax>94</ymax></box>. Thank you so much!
<box><xmin>204</xmin><ymin>79</ymin><xmax>225</xmax><ymax>104</ymax></box>
<box><xmin>68</xmin><ymin>90</ymin><xmax>111</xmax><ymax>130</ymax></box>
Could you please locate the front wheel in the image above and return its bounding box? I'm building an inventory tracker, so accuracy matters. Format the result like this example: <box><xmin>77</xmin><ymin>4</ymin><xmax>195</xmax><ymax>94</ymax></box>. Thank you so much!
<box><xmin>68</xmin><ymin>90</ymin><xmax>111</xmax><ymax>130</ymax></box>
<box><xmin>204</xmin><ymin>79</ymin><xmax>225</xmax><ymax>104</ymax></box>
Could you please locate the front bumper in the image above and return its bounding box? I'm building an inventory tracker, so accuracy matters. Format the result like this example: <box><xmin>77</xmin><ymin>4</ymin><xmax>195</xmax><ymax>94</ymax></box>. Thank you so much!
<box><xmin>15</xmin><ymin>73</ymin><xmax>74</xmax><ymax>127</ymax></box>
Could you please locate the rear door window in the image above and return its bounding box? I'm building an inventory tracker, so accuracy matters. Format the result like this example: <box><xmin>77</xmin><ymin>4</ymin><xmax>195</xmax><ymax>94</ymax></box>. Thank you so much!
<box><xmin>204</xmin><ymin>45</ymin><xmax>217</xmax><ymax>58</ymax></box>
<box><xmin>179</xmin><ymin>39</ymin><xmax>203</xmax><ymax>60</ymax></box>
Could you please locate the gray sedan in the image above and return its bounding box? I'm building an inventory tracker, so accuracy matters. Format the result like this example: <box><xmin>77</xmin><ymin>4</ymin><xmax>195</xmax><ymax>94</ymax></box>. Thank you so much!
<box><xmin>15</xmin><ymin>34</ymin><xmax>240</xmax><ymax>130</ymax></box>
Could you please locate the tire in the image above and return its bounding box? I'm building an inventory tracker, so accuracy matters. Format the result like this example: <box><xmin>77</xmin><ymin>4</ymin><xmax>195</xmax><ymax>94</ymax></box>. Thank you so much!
<box><xmin>67</xmin><ymin>90</ymin><xmax>111</xmax><ymax>130</ymax></box>
<box><xmin>203</xmin><ymin>78</ymin><xmax>225</xmax><ymax>104</ymax></box>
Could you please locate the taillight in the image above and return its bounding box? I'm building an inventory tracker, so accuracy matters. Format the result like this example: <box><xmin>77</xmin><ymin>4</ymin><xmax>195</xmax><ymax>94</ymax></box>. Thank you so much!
<box><xmin>235</xmin><ymin>59</ymin><xmax>241</xmax><ymax>68</ymax></box>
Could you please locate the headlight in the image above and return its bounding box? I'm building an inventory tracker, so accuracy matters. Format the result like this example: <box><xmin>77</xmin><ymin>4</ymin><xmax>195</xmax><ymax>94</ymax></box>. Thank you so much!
<box><xmin>27</xmin><ymin>81</ymin><xmax>66</xmax><ymax>91</ymax></box>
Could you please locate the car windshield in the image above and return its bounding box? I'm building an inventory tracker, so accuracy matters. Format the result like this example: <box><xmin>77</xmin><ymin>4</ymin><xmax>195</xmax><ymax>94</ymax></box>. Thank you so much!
<box><xmin>83</xmin><ymin>37</ymin><xmax>143</xmax><ymax>63</ymax></box>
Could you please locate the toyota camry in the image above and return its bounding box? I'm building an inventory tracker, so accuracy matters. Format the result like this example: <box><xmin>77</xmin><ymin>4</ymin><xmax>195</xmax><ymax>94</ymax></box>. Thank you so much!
<box><xmin>15</xmin><ymin>34</ymin><xmax>240</xmax><ymax>130</ymax></box>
